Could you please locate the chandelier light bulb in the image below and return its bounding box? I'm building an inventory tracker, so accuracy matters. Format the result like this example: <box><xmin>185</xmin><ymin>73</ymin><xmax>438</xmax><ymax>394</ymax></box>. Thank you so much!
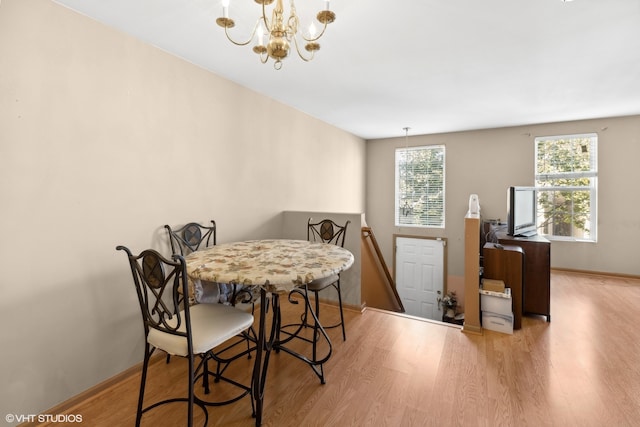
<box><xmin>257</xmin><ymin>23</ymin><xmax>264</xmax><ymax>46</ymax></box>
<box><xmin>221</xmin><ymin>0</ymin><xmax>229</xmax><ymax>18</ymax></box>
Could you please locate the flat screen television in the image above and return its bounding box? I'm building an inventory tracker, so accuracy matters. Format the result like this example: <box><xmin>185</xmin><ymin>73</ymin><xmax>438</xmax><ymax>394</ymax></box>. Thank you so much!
<box><xmin>507</xmin><ymin>186</ymin><xmax>538</xmax><ymax>237</ymax></box>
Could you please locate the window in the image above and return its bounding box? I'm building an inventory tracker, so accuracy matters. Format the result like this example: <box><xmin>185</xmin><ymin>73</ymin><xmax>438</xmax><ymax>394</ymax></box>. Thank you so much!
<box><xmin>535</xmin><ymin>133</ymin><xmax>597</xmax><ymax>241</ymax></box>
<box><xmin>395</xmin><ymin>145</ymin><xmax>445</xmax><ymax>228</ymax></box>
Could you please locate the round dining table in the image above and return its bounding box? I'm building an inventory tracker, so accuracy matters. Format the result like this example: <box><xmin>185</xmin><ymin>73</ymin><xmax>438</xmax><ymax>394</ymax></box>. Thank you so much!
<box><xmin>185</xmin><ymin>238</ymin><xmax>354</xmax><ymax>292</ymax></box>
<box><xmin>184</xmin><ymin>239</ymin><xmax>354</xmax><ymax>426</ymax></box>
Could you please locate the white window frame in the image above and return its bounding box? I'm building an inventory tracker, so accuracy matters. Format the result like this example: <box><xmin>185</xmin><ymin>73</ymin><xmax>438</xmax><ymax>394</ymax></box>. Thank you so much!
<box><xmin>534</xmin><ymin>133</ymin><xmax>598</xmax><ymax>242</ymax></box>
<box><xmin>395</xmin><ymin>145</ymin><xmax>445</xmax><ymax>228</ymax></box>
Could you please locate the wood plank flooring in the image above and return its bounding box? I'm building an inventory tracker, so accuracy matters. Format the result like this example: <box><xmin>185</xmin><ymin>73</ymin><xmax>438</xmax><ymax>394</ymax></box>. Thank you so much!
<box><xmin>33</xmin><ymin>271</ymin><xmax>640</xmax><ymax>426</ymax></box>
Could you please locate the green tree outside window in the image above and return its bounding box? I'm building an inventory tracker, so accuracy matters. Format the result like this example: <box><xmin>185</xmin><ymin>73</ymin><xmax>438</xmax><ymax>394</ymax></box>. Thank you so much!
<box><xmin>535</xmin><ymin>134</ymin><xmax>597</xmax><ymax>241</ymax></box>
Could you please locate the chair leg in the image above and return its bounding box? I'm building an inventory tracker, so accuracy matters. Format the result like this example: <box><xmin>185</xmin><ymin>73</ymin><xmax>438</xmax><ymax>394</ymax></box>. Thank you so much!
<box><xmin>301</xmin><ymin>289</ymin><xmax>311</xmax><ymax>328</ymax></box>
<box><xmin>136</xmin><ymin>344</ymin><xmax>153</xmax><ymax>427</ymax></box>
<box><xmin>336</xmin><ymin>280</ymin><xmax>346</xmax><ymax>341</ymax></box>
<box><xmin>313</xmin><ymin>289</ymin><xmax>321</xmax><ymax>363</ymax></box>
<box><xmin>203</xmin><ymin>356</ymin><xmax>211</xmax><ymax>392</ymax></box>
<box><xmin>311</xmin><ymin>290</ymin><xmax>327</xmax><ymax>384</ymax></box>
<box><xmin>276</xmin><ymin>287</ymin><xmax>331</xmax><ymax>385</ymax></box>
<box><xmin>245</xmin><ymin>328</ymin><xmax>253</xmax><ymax>359</ymax></box>
<box><xmin>187</xmin><ymin>353</ymin><xmax>195</xmax><ymax>427</ymax></box>
<box><xmin>276</xmin><ymin>297</ymin><xmax>282</xmax><ymax>350</ymax></box>
<box><xmin>309</xmin><ymin>282</ymin><xmax>346</xmax><ymax>342</ymax></box>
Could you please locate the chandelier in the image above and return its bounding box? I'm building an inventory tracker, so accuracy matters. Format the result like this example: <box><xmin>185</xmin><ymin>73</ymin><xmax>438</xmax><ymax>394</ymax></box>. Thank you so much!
<box><xmin>216</xmin><ymin>0</ymin><xmax>336</xmax><ymax>70</ymax></box>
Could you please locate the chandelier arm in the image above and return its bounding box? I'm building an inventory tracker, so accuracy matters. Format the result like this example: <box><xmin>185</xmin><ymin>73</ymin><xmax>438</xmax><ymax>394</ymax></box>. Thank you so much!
<box><xmin>286</xmin><ymin>14</ymin><xmax>298</xmax><ymax>40</ymax></box>
<box><xmin>223</xmin><ymin>18</ymin><xmax>263</xmax><ymax>47</ymax></box>
<box><xmin>292</xmin><ymin>36</ymin><xmax>314</xmax><ymax>62</ymax></box>
<box><xmin>287</xmin><ymin>1</ymin><xmax>298</xmax><ymax>37</ymax></box>
<box><xmin>301</xmin><ymin>21</ymin><xmax>330</xmax><ymax>42</ymax></box>
<box><xmin>262</xmin><ymin>2</ymin><xmax>272</xmax><ymax>32</ymax></box>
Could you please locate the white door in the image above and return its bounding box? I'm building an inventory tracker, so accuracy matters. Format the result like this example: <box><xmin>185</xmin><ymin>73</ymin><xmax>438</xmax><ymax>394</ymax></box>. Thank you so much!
<box><xmin>395</xmin><ymin>237</ymin><xmax>445</xmax><ymax>321</ymax></box>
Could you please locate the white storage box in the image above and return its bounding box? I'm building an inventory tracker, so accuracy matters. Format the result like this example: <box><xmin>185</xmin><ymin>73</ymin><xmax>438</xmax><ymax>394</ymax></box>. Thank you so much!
<box><xmin>479</xmin><ymin>288</ymin><xmax>512</xmax><ymax>316</ymax></box>
<box><xmin>482</xmin><ymin>311</ymin><xmax>514</xmax><ymax>334</ymax></box>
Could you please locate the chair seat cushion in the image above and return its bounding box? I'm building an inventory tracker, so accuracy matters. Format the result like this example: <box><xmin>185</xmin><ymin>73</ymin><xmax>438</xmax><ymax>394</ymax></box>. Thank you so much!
<box><xmin>148</xmin><ymin>303</ymin><xmax>254</xmax><ymax>357</ymax></box>
<box><xmin>307</xmin><ymin>274</ymin><xmax>339</xmax><ymax>291</ymax></box>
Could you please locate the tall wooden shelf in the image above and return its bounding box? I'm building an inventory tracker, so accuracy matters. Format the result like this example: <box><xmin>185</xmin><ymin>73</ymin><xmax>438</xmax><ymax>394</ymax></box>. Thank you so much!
<box><xmin>497</xmin><ymin>232</ymin><xmax>551</xmax><ymax>321</ymax></box>
<box><xmin>462</xmin><ymin>213</ymin><xmax>482</xmax><ymax>334</ymax></box>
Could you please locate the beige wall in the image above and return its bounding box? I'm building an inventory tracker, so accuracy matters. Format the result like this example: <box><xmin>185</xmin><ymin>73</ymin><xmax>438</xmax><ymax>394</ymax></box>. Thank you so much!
<box><xmin>366</xmin><ymin>115</ymin><xmax>640</xmax><ymax>293</ymax></box>
<box><xmin>0</xmin><ymin>0</ymin><xmax>365</xmax><ymax>420</ymax></box>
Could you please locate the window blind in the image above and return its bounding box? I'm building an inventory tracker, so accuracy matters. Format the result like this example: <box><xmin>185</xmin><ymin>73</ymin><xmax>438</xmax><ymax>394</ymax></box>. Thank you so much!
<box><xmin>395</xmin><ymin>145</ymin><xmax>445</xmax><ymax>228</ymax></box>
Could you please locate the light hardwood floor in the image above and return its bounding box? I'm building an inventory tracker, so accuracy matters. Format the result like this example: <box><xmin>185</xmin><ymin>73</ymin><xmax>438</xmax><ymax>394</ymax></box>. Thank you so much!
<box><xmin>33</xmin><ymin>271</ymin><xmax>640</xmax><ymax>426</ymax></box>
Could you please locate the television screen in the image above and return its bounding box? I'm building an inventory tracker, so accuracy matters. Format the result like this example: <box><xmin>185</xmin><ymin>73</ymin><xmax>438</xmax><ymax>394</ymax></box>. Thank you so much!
<box><xmin>507</xmin><ymin>186</ymin><xmax>537</xmax><ymax>237</ymax></box>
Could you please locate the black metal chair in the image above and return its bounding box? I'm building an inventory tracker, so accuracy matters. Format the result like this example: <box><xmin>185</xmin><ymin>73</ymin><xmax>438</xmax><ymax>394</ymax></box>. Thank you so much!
<box><xmin>116</xmin><ymin>246</ymin><xmax>255</xmax><ymax>427</ymax></box>
<box><xmin>165</xmin><ymin>221</ymin><xmax>218</xmax><ymax>304</ymax></box>
<box><xmin>165</xmin><ymin>220</ymin><xmax>256</xmax><ymax>306</ymax></box>
<box><xmin>166</xmin><ymin>220</ymin><xmax>217</xmax><ymax>254</ymax></box>
<box><xmin>304</xmin><ymin>218</ymin><xmax>350</xmax><ymax>341</ymax></box>
<box><xmin>165</xmin><ymin>221</ymin><xmax>256</xmax><ymax>364</ymax></box>
<box><xmin>277</xmin><ymin>218</ymin><xmax>350</xmax><ymax>384</ymax></box>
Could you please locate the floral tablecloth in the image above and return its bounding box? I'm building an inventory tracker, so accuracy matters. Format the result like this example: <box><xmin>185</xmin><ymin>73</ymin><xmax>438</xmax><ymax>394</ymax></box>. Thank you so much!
<box><xmin>185</xmin><ymin>239</ymin><xmax>354</xmax><ymax>294</ymax></box>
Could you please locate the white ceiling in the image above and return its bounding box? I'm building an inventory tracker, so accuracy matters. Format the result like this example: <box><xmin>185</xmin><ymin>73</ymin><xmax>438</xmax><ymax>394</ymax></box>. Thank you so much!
<box><xmin>52</xmin><ymin>0</ymin><xmax>640</xmax><ymax>140</ymax></box>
